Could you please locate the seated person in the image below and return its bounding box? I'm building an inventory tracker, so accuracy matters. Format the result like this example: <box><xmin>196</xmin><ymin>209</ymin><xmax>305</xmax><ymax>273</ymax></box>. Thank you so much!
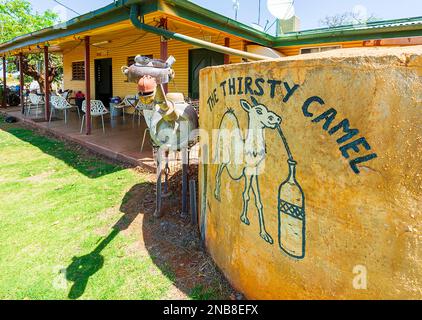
<box><xmin>75</xmin><ymin>91</ymin><xmax>85</xmax><ymax>110</ymax></box>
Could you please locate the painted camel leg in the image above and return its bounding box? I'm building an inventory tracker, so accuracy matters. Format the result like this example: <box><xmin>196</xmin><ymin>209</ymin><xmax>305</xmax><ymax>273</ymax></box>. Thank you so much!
<box><xmin>240</xmin><ymin>175</ymin><xmax>252</xmax><ymax>226</ymax></box>
<box><xmin>213</xmin><ymin>163</ymin><xmax>226</xmax><ymax>201</ymax></box>
<box><xmin>251</xmin><ymin>174</ymin><xmax>274</xmax><ymax>244</ymax></box>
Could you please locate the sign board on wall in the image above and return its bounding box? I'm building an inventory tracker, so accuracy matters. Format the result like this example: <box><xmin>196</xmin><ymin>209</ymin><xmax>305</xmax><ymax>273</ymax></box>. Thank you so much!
<box><xmin>96</xmin><ymin>50</ymin><xmax>109</xmax><ymax>57</ymax></box>
<box><xmin>198</xmin><ymin>46</ymin><xmax>422</xmax><ymax>299</ymax></box>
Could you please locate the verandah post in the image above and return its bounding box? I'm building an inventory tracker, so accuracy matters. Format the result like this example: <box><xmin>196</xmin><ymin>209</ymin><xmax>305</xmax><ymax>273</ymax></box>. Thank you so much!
<box><xmin>224</xmin><ymin>37</ymin><xmax>230</xmax><ymax>64</ymax></box>
<box><xmin>2</xmin><ymin>56</ymin><xmax>6</xmax><ymax>108</ymax></box>
<box><xmin>19</xmin><ymin>52</ymin><xmax>24</xmax><ymax>114</ymax></box>
<box><xmin>44</xmin><ymin>45</ymin><xmax>50</xmax><ymax>121</ymax></box>
<box><xmin>84</xmin><ymin>36</ymin><xmax>91</xmax><ymax>135</ymax></box>
<box><xmin>160</xmin><ymin>19</ymin><xmax>168</xmax><ymax>94</ymax></box>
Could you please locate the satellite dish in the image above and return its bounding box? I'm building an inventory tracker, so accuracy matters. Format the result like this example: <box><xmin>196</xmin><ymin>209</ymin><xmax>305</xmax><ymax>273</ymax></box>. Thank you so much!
<box><xmin>267</xmin><ymin>0</ymin><xmax>295</xmax><ymax>20</ymax></box>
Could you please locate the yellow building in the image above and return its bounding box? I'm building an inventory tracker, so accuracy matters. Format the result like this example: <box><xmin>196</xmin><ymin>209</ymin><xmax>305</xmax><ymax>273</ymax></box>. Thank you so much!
<box><xmin>1</xmin><ymin>0</ymin><xmax>421</xmax><ymax>110</ymax></box>
<box><xmin>0</xmin><ymin>0</ymin><xmax>421</xmax><ymax>300</ymax></box>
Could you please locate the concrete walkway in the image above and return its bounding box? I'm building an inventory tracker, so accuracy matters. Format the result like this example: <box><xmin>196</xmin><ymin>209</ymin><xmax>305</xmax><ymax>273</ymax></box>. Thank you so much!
<box><xmin>1</xmin><ymin>106</ymin><xmax>158</xmax><ymax>171</ymax></box>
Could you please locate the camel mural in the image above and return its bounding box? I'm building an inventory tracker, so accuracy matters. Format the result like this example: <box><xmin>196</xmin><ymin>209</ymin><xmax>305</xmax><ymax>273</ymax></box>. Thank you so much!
<box><xmin>213</xmin><ymin>97</ymin><xmax>282</xmax><ymax>245</ymax></box>
<box><xmin>213</xmin><ymin>96</ymin><xmax>306</xmax><ymax>259</ymax></box>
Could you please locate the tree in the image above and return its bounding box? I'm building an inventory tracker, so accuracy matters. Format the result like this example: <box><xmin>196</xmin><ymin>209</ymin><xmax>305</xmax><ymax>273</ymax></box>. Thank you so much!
<box><xmin>319</xmin><ymin>11</ymin><xmax>380</xmax><ymax>28</ymax></box>
<box><xmin>0</xmin><ymin>0</ymin><xmax>59</xmax><ymax>43</ymax></box>
<box><xmin>0</xmin><ymin>0</ymin><xmax>61</xmax><ymax>92</ymax></box>
<box><xmin>14</xmin><ymin>53</ymin><xmax>62</xmax><ymax>93</ymax></box>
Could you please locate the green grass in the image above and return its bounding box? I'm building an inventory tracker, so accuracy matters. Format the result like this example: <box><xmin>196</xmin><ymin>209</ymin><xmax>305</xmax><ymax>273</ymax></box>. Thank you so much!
<box><xmin>189</xmin><ymin>285</ymin><xmax>220</xmax><ymax>300</ymax></box>
<box><xmin>0</xmin><ymin>120</ymin><xmax>176</xmax><ymax>300</ymax></box>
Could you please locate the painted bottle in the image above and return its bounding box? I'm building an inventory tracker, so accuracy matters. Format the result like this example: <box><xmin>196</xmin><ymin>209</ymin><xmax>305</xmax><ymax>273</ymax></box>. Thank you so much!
<box><xmin>278</xmin><ymin>159</ymin><xmax>306</xmax><ymax>259</ymax></box>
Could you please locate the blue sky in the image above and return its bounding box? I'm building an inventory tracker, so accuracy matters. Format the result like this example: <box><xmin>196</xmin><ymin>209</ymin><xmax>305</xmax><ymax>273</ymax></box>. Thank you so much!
<box><xmin>29</xmin><ymin>0</ymin><xmax>422</xmax><ymax>32</ymax></box>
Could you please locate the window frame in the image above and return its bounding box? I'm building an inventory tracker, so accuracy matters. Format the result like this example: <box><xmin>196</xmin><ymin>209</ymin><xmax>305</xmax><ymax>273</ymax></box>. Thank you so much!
<box><xmin>71</xmin><ymin>61</ymin><xmax>85</xmax><ymax>81</ymax></box>
<box><xmin>300</xmin><ymin>45</ymin><xmax>342</xmax><ymax>55</ymax></box>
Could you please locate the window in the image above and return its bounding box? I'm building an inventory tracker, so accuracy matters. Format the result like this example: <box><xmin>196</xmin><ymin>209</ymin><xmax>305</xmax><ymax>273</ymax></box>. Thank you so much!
<box><xmin>300</xmin><ymin>45</ymin><xmax>341</xmax><ymax>55</ymax></box>
<box><xmin>300</xmin><ymin>48</ymin><xmax>320</xmax><ymax>54</ymax></box>
<box><xmin>127</xmin><ymin>55</ymin><xmax>153</xmax><ymax>66</ymax></box>
<box><xmin>71</xmin><ymin>61</ymin><xmax>85</xmax><ymax>80</ymax></box>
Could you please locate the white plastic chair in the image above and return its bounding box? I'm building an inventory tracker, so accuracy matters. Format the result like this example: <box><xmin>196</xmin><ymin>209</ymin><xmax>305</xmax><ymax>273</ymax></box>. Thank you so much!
<box><xmin>22</xmin><ymin>94</ymin><xmax>30</xmax><ymax>113</ymax></box>
<box><xmin>133</xmin><ymin>96</ymin><xmax>155</xmax><ymax>126</ymax></box>
<box><xmin>26</xmin><ymin>93</ymin><xmax>44</xmax><ymax>117</ymax></box>
<box><xmin>61</xmin><ymin>90</ymin><xmax>71</xmax><ymax>102</ymax></box>
<box><xmin>115</xmin><ymin>95</ymin><xmax>138</xmax><ymax>121</ymax></box>
<box><xmin>80</xmin><ymin>100</ymin><xmax>109</xmax><ymax>134</ymax></box>
<box><xmin>134</xmin><ymin>96</ymin><xmax>156</xmax><ymax>151</ymax></box>
<box><xmin>49</xmin><ymin>95</ymin><xmax>80</xmax><ymax>126</ymax></box>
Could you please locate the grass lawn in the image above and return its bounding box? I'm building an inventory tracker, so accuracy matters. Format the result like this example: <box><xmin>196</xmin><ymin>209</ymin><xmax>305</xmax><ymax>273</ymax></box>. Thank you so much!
<box><xmin>0</xmin><ymin>116</ymin><xmax>230</xmax><ymax>300</ymax></box>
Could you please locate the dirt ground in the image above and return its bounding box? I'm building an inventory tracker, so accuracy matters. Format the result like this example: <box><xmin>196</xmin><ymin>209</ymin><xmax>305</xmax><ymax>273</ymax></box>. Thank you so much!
<box><xmin>123</xmin><ymin>165</ymin><xmax>238</xmax><ymax>299</ymax></box>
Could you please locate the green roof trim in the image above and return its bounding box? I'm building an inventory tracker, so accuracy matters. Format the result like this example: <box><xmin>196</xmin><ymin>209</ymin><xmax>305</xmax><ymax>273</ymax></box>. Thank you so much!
<box><xmin>0</xmin><ymin>0</ymin><xmax>421</xmax><ymax>55</ymax></box>
<box><xmin>274</xmin><ymin>16</ymin><xmax>422</xmax><ymax>47</ymax></box>
<box><xmin>0</xmin><ymin>0</ymin><xmax>163</xmax><ymax>54</ymax></box>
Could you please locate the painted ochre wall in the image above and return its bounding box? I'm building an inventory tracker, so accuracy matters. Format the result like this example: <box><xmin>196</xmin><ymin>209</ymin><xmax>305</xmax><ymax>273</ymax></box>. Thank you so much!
<box><xmin>199</xmin><ymin>46</ymin><xmax>422</xmax><ymax>299</ymax></box>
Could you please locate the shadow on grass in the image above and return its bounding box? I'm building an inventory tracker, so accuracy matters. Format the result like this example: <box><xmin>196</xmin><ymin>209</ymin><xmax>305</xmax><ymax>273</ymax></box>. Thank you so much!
<box><xmin>65</xmin><ymin>170</ymin><xmax>231</xmax><ymax>300</ymax></box>
<box><xmin>2</xmin><ymin>126</ymin><xmax>123</xmax><ymax>178</ymax></box>
<box><xmin>65</xmin><ymin>182</ymin><xmax>154</xmax><ymax>299</ymax></box>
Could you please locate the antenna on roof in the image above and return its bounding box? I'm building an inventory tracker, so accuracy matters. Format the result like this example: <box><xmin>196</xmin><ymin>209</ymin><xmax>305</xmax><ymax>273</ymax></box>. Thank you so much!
<box><xmin>232</xmin><ymin>0</ymin><xmax>240</xmax><ymax>20</ymax></box>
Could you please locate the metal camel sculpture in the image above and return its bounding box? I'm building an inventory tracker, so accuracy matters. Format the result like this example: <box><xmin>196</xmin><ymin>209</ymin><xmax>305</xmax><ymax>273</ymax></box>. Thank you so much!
<box><xmin>122</xmin><ymin>55</ymin><xmax>198</xmax><ymax>217</ymax></box>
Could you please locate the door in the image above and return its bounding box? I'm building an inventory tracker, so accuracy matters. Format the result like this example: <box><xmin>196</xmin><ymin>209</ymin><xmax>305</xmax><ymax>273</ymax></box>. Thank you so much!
<box><xmin>189</xmin><ymin>49</ymin><xmax>224</xmax><ymax>100</ymax></box>
<box><xmin>94</xmin><ymin>58</ymin><xmax>113</xmax><ymax>107</ymax></box>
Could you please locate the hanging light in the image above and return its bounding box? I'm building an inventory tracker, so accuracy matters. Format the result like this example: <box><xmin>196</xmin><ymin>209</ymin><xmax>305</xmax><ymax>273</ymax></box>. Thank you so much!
<box><xmin>92</xmin><ymin>40</ymin><xmax>110</xmax><ymax>46</ymax></box>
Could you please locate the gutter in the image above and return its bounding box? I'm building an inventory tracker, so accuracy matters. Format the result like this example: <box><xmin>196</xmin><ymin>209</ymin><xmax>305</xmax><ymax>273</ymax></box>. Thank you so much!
<box><xmin>0</xmin><ymin>1</ymin><xmax>132</xmax><ymax>54</ymax></box>
<box><xmin>129</xmin><ymin>4</ymin><xmax>271</xmax><ymax>61</ymax></box>
<box><xmin>274</xmin><ymin>17</ymin><xmax>422</xmax><ymax>47</ymax></box>
<box><xmin>0</xmin><ymin>0</ymin><xmax>141</xmax><ymax>54</ymax></box>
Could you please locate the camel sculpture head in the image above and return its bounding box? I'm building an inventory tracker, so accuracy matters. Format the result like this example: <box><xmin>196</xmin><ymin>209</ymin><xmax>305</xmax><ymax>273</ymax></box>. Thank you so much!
<box><xmin>240</xmin><ymin>97</ymin><xmax>282</xmax><ymax>130</ymax></box>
